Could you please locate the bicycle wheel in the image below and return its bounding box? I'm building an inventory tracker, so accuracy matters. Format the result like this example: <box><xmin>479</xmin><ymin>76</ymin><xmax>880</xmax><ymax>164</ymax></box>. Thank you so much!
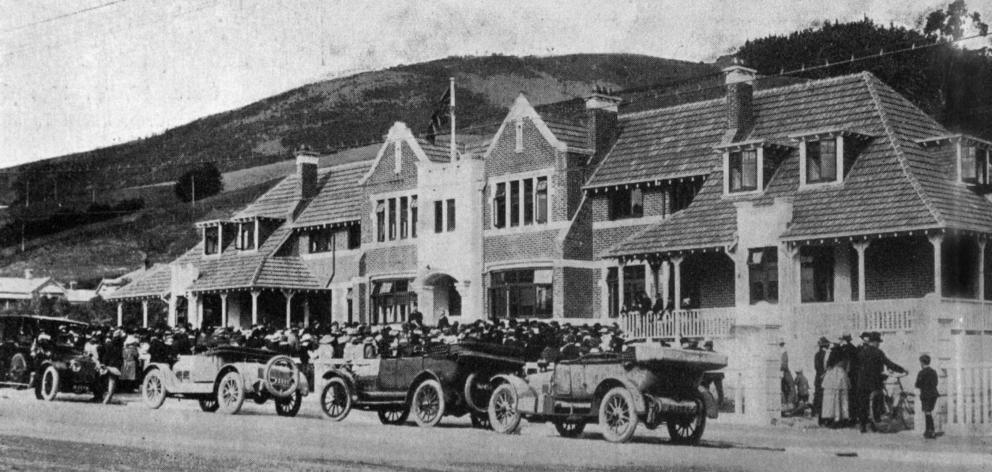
<box><xmin>868</xmin><ymin>390</ymin><xmax>893</xmax><ymax>433</ymax></box>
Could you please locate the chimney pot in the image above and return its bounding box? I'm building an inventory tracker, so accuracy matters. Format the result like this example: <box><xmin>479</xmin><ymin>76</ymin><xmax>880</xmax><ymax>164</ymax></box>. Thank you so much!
<box><xmin>722</xmin><ymin>65</ymin><xmax>757</xmax><ymax>142</ymax></box>
<box><xmin>295</xmin><ymin>150</ymin><xmax>320</xmax><ymax>201</ymax></box>
<box><xmin>24</xmin><ymin>268</ymin><xmax>32</xmax><ymax>279</ymax></box>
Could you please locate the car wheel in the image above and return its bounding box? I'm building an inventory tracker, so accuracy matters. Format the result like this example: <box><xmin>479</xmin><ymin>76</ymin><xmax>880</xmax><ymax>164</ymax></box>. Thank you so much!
<box><xmin>39</xmin><ymin>366</ymin><xmax>60</xmax><ymax>402</ymax></box>
<box><xmin>488</xmin><ymin>383</ymin><xmax>521</xmax><ymax>434</ymax></box>
<box><xmin>97</xmin><ymin>376</ymin><xmax>116</xmax><ymax>404</ymax></box>
<box><xmin>554</xmin><ymin>420</ymin><xmax>586</xmax><ymax>438</ymax></box>
<box><xmin>599</xmin><ymin>387</ymin><xmax>637</xmax><ymax>443</ymax></box>
<box><xmin>198</xmin><ymin>398</ymin><xmax>219</xmax><ymax>412</ymax></box>
<box><xmin>275</xmin><ymin>391</ymin><xmax>303</xmax><ymax>417</ymax></box>
<box><xmin>7</xmin><ymin>353</ymin><xmax>29</xmax><ymax>389</ymax></box>
<box><xmin>216</xmin><ymin>371</ymin><xmax>246</xmax><ymax>414</ymax></box>
<box><xmin>320</xmin><ymin>377</ymin><xmax>351</xmax><ymax>421</ymax></box>
<box><xmin>470</xmin><ymin>412</ymin><xmax>492</xmax><ymax>430</ymax></box>
<box><xmin>411</xmin><ymin>379</ymin><xmax>446</xmax><ymax>428</ymax></box>
<box><xmin>666</xmin><ymin>391</ymin><xmax>706</xmax><ymax>445</ymax></box>
<box><xmin>378</xmin><ymin>407</ymin><xmax>409</xmax><ymax>425</ymax></box>
<box><xmin>142</xmin><ymin>370</ymin><xmax>167</xmax><ymax>409</ymax></box>
<box><xmin>263</xmin><ymin>355</ymin><xmax>299</xmax><ymax>399</ymax></box>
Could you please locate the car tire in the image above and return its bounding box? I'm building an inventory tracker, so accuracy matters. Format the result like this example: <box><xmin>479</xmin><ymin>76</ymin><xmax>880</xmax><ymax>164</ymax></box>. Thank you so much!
<box><xmin>599</xmin><ymin>387</ymin><xmax>638</xmax><ymax>443</ymax></box>
<box><xmin>7</xmin><ymin>353</ymin><xmax>29</xmax><ymax>389</ymax></box>
<box><xmin>142</xmin><ymin>369</ymin><xmax>167</xmax><ymax>409</ymax></box>
<box><xmin>275</xmin><ymin>391</ymin><xmax>302</xmax><ymax>417</ymax></box>
<box><xmin>378</xmin><ymin>407</ymin><xmax>409</xmax><ymax>425</ymax></box>
<box><xmin>320</xmin><ymin>377</ymin><xmax>351</xmax><ymax>421</ymax></box>
<box><xmin>411</xmin><ymin>379</ymin><xmax>445</xmax><ymax>428</ymax></box>
<box><xmin>666</xmin><ymin>390</ymin><xmax>706</xmax><ymax>445</ymax></box>
<box><xmin>198</xmin><ymin>398</ymin><xmax>220</xmax><ymax>412</ymax></box>
<box><xmin>488</xmin><ymin>382</ymin><xmax>521</xmax><ymax>434</ymax></box>
<box><xmin>216</xmin><ymin>371</ymin><xmax>246</xmax><ymax>415</ymax></box>
<box><xmin>553</xmin><ymin>420</ymin><xmax>586</xmax><ymax>438</ymax></box>
<box><xmin>97</xmin><ymin>376</ymin><xmax>116</xmax><ymax>404</ymax></box>
<box><xmin>39</xmin><ymin>366</ymin><xmax>60</xmax><ymax>402</ymax></box>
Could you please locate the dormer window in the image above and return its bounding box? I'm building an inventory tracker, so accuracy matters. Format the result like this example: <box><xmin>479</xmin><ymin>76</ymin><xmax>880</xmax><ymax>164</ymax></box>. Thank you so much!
<box><xmin>237</xmin><ymin>221</ymin><xmax>256</xmax><ymax>251</ymax></box>
<box><xmin>729</xmin><ymin>149</ymin><xmax>758</xmax><ymax>192</ymax></box>
<box><xmin>793</xmin><ymin>130</ymin><xmax>870</xmax><ymax>188</ymax></box>
<box><xmin>204</xmin><ymin>227</ymin><xmax>219</xmax><ymax>255</ymax></box>
<box><xmin>805</xmin><ymin>139</ymin><xmax>837</xmax><ymax>184</ymax></box>
<box><xmin>961</xmin><ymin>144</ymin><xmax>990</xmax><ymax>185</ymax></box>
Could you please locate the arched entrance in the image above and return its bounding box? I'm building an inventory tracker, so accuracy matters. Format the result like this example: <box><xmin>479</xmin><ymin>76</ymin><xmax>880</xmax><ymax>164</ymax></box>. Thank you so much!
<box><xmin>424</xmin><ymin>273</ymin><xmax>461</xmax><ymax>320</ymax></box>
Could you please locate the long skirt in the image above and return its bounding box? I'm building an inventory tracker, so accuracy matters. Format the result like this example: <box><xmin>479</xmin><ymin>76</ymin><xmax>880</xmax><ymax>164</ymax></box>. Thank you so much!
<box><xmin>820</xmin><ymin>367</ymin><xmax>850</xmax><ymax>421</ymax></box>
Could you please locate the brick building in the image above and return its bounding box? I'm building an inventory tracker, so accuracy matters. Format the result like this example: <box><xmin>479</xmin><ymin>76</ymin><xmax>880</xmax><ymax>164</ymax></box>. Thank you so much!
<box><xmin>111</xmin><ymin>66</ymin><xmax>992</xmax><ymax>432</ymax></box>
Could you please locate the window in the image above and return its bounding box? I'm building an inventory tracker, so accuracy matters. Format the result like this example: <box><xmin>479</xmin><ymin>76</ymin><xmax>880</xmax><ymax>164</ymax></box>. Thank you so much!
<box><xmin>446</xmin><ymin>199</ymin><xmax>456</xmax><ymax>231</ymax></box>
<box><xmin>729</xmin><ymin>149</ymin><xmax>758</xmax><ymax>192</ymax></box>
<box><xmin>509</xmin><ymin>181</ymin><xmax>520</xmax><ymax>226</ymax></box>
<box><xmin>410</xmin><ymin>197</ymin><xmax>418</xmax><ymax>238</ymax></box>
<box><xmin>606</xmin><ymin>266</ymin><xmax>646</xmax><ymax>316</ymax></box>
<box><xmin>515</xmin><ymin>119</ymin><xmax>523</xmax><ymax>152</ymax></box>
<box><xmin>608</xmin><ymin>187</ymin><xmax>644</xmax><ymax>220</ymax></box>
<box><xmin>535</xmin><ymin>177</ymin><xmax>548</xmax><ymax>223</ymax></box>
<box><xmin>371</xmin><ymin>279</ymin><xmax>416</xmax><ymax>325</ymax></box>
<box><xmin>204</xmin><ymin>227</ymin><xmax>219</xmax><ymax>255</ymax></box>
<box><xmin>805</xmin><ymin>139</ymin><xmax>837</xmax><ymax>184</ymax></box>
<box><xmin>748</xmin><ymin>247</ymin><xmax>778</xmax><ymax>304</ymax></box>
<box><xmin>800</xmin><ymin>246</ymin><xmax>834</xmax><ymax>303</ymax></box>
<box><xmin>434</xmin><ymin>200</ymin><xmax>443</xmax><ymax>233</ymax></box>
<box><xmin>309</xmin><ymin>228</ymin><xmax>333</xmax><ymax>253</ymax></box>
<box><xmin>489</xmin><ymin>269</ymin><xmax>553</xmax><ymax>319</ymax></box>
<box><xmin>376</xmin><ymin>200</ymin><xmax>385</xmax><ymax>242</ymax></box>
<box><xmin>388</xmin><ymin>199</ymin><xmax>396</xmax><ymax>240</ymax></box>
<box><xmin>671</xmin><ymin>180</ymin><xmax>702</xmax><ymax>214</ymax></box>
<box><xmin>399</xmin><ymin>197</ymin><xmax>408</xmax><ymax>239</ymax></box>
<box><xmin>493</xmin><ymin>183</ymin><xmax>506</xmax><ymax>228</ymax></box>
<box><xmin>961</xmin><ymin>145</ymin><xmax>990</xmax><ymax>185</ymax></box>
<box><xmin>523</xmin><ymin>179</ymin><xmax>534</xmax><ymax>225</ymax></box>
<box><xmin>237</xmin><ymin>221</ymin><xmax>256</xmax><ymax>250</ymax></box>
<box><xmin>347</xmin><ymin>225</ymin><xmax>361</xmax><ymax>249</ymax></box>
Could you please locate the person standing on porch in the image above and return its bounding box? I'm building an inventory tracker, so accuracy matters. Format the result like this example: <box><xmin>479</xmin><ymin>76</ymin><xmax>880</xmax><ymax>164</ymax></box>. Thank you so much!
<box><xmin>915</xmin><ymin>354</ymin><xmax>939</xmax><ymax>439</ymax></box>
<box><xmin>813</xmin><ymin>337</ymin><xmax>830</xmax><ymax>421</ymax></box>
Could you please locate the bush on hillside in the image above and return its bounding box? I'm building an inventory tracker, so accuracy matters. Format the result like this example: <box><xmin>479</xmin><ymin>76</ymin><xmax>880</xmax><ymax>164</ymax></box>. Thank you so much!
<box><xmin>174</xmin><ymin>163</ymin><xmax>223</xmax><ymax>202</ymax></box>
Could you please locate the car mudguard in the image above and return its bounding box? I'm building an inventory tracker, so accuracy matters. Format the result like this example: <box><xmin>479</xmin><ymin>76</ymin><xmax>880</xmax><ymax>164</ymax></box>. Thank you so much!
<box><xmin>699</xmin><ymin>386</ymin><xmax>719</xmax><ymax>419</ymax></box>
<box><xmin>594</xmin><ymin>377</ymin><xmax>648</xmax><ymax>415</ymax></box>
<box><xmin>321</xmin><ymin>367</ymin><xmax>358</xmax><ymax>392</ymax></box>
<box><xmin>144</xmin><ymin>362</ymin><xmax>183</xmax><ymax>393</ymax></box>
<box><xmin>491</xmin><ymin>374</ymin><xmax>539</xmax><ymax>414</ymax></box>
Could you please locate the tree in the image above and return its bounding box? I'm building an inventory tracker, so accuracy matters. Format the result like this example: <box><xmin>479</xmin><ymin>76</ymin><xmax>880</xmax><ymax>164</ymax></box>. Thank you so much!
<box><xmin>922</xmin><ymin>0</ymin><xmax>989</xmax><ymax>41</ymax></box>
<box><xmin>174</xmin><ymin>163</ymin><xmax>223</xmax><ymax>202</ymax></box>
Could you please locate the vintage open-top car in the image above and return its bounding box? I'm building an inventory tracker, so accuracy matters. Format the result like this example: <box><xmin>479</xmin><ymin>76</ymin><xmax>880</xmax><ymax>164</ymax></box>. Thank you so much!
<box><xmin>316</xmin><ymin>341</ymin><xmax>526</xmax><ymax>427</ymax></box>
<box><xmin>487</xmin><ymin>343</ymin><xmax>728</xmax><ymax>444</ymax></box>
<box><xmin>140</xmin><ymin>346</ymin><xmax>308</xmax><ymax>416</ymax></box>
<box><xmin>34</xmin><ymin>343</ymin><xmax>120</xmax><ymax>404</ymax></box>
<box><xmin>2</xmin><ymin>315</ymin><xmax>89</xmax><ymax>388</ymax></box>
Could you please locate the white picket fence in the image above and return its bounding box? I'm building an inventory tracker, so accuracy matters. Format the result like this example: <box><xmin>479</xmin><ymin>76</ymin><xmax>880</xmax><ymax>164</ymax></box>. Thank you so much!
<box><xmin>944</xmin><ymin>363</ymin><xmax>992</xmax><ymax>434</ymax></box>
<box><xmin>623</xmin><ymin>308</ymin><xmax>735</xmax><ymax>340</ymax></box>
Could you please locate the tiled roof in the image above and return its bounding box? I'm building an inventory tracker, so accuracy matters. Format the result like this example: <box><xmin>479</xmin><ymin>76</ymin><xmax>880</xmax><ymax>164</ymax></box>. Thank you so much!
<box><xmin>545</xmin><ymin>119</ymin><xmax>590</xmax><ymax>151</ymax></box>
<box><xmin>417</xmin><ymin>139</ymin><xmax>453</xmax><ymax>163</ymax></box>
<box><xmin>252</xmin><ymin>257</ymin><xmax>323</xmax><ymax>290</ymax></box>
<box><xmin>605</xmin><ymin>72</ymin><xmax>992</xmax><ymax>255</ymax></box>
<box><xmin>0</xmin><ymin>277</ymin><xmax>56</xmax><ymax>296</ymax></box>
<box><xmin>188</xmin><ymin>253</ymin><xmax>265</xmax><ymax>292</ymax></box>
<box><xmin>293</xmin><ymin>161</ymin><xmax>373</xmax><ymax>228</ymax></box>
<box><xmin>234</xmin><ymin>173</ymin><xmax>300</xmax><ymax>220</ymax></box>
<box><xmin>105</xmin><ymin>264</ymin><xmax>171</xmax><ymax>300</ymax></box>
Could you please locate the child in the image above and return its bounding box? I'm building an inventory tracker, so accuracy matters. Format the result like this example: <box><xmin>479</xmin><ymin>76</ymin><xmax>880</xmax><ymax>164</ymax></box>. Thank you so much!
<box><xmin>795</xmin><ymin>370</ymin><xmax>810</xmax><ymax>406</ymax></box>
<box><xmin>914</xmin><ymin>354</ymin><xmax>939</xmax><ymax>439</ymax></box>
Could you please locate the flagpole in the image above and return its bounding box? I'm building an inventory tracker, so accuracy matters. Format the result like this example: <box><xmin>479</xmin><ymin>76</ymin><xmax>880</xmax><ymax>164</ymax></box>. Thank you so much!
<box><xmin>449</xmin><ymin>76</ymin><xmax>456</xmax><ymax>161</ymax></box>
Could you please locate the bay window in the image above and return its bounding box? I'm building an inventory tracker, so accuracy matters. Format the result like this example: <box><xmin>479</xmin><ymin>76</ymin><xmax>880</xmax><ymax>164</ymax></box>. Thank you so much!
<box><xmin>489</xmin><ymin>269</ymin><xmax>553</xmax><ymax>319</ymax></box>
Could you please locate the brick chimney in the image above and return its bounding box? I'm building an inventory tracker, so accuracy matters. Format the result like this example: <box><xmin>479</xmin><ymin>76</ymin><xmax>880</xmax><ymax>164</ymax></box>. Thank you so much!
<box><xmin>23</xmin><ymin>268</ymin><xmax>32</xmax><ymax>279</ymax></box>
<box><xmin>585</xmin><ymin>92</ymin><xmax>621</xmax><ymax>167</ymax></box>
<box><xmin>296</xmin><ymin>148</ymin><xmax>320</xmax><ymax>201</ymax></box>
<box><xmin>723</xmin><ymin>64</ymin><xmax>757</xmax><ymax>143</ymax></box>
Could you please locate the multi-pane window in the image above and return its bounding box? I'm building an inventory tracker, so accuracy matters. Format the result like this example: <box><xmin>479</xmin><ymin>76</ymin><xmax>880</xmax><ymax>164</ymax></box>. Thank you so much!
<box><xmin>434</xmin><ymin>200</ymin><xmax>443</xmax><ymax>233</ymax></box>
<box><xmin>309</xmin><ymin>228</ymin><xmax>333</xmax><ymax>253</ymax></box>
<box><xmin>371</xmin><ymin>279</ymin><xmax>416</xmax><ymax>325</ymax></box>
<box><xmin>204</xmin><ymin>227</ymin><xmax>219</xmax><ymax>255</ymax></box>
<box><xmin>493</xmin><ymin>176</ymin><xmax>549</xmax><ymax>228</ymax></box>
<box><xmin>375</xmin><ymin>195</ymin><xmax>417</xmax><ymax>243</ymax></box>
<box><xmin>748</xmin><ymin>247</ymin><xmax>778</xmax><ymax>304</ymax></box>
<box><xmin>606</xmin><ymin>266</ymin><xmax>646</xmax><ymax>317</ymax></box>
<box><xmin>729</xmin><ymin>149</ymin><xmax>758</xmax><ymax>192</ymax></box>
<box><xmin>608</xmin><ymin>187</ymin><xmax>643</xmax><ymax>220</ymax></box>
<box><xmin>805</xmin><ymin>139</ymin><xmax>837</xmax><ymax>184</ymax></box>
<box><xmin>489</xmin><ymin>269</ymin><xmax>553</xmax><ymax>319</ymax></box>
<box><xmin>961</xmin><ymin>145</ymin><xmax>990</xmax><ymax>185</ymax></box>
<box><xmin>800</xmin><ymin>246</ymin><xmax>834</xmax><ymax>303</ymax></box>
<box><xmin>237</xmin><ymin>221</ymin><xmax>256</xmax><ymax>250</ymax></box>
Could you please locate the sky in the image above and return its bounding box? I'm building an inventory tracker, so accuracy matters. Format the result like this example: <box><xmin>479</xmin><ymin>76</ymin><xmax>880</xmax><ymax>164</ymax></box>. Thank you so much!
<box><xmin>0</xmin><ymin>0</ymin><xmax>987</xmax><ymax>169</ymax></box>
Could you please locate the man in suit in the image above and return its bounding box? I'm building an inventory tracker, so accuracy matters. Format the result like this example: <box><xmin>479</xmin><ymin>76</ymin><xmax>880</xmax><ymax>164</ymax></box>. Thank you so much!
<box><xmin>813</xmin><ymin>337</ymin><xmax>830</xmax><ymax>422</ymax></box>
<box><xmin>856</xmin><ymin>332</ymin><xmax>906</xmax><ymax>433</ymax></box>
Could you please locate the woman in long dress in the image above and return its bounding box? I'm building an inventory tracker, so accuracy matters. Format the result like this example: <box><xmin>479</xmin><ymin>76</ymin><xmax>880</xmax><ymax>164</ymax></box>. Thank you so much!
<box><xmin>820</xmin><ymin>344</ymin><xmax>850</xmax><ymax>427</ymax></box>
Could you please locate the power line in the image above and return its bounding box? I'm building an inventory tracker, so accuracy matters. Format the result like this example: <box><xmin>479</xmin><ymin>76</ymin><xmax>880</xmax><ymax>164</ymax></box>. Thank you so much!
<box><xmin>0</xmin><ymin>0</ymin><xmax>130</xmax><ymax>35</ymax></box>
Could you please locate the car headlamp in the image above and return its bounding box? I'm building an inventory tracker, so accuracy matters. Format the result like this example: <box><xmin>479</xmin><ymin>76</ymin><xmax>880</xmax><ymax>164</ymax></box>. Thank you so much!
<box><xmin>70</xmin><ymin>360</ymin><xmax>82</xmax><ymax>372</ymax></box>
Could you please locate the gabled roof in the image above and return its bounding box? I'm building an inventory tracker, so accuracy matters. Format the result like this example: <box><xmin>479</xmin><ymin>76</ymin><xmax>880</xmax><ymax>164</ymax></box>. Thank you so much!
<box><xmin>293</xmin><ymin>160</ymin><xmax>373</xmax><ymax>229</ymax></box>
<box><xmin>105</xmin><ymin>264</ymin><xmax>171</xmax><ymax>300</ymax></box>
<box><xmin>0</xmin><ymin>277</ymin><xmax>61</xmax><ymax>299</ymax></box>
<box><xmin>544</xmin><ymin>119</ymin><xmax>590</xmax><ymax>152</ymax></box>
<box><xmin>252</xmin><ymin>257</ymin><xmax>323</xmax><ymax>290</ymax></box>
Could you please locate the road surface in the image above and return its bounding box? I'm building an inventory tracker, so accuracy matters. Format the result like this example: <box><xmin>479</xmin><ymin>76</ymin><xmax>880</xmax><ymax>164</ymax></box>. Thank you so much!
<box><xmin>0</xmin><ymin>388</ymin><xmax>979</xmax><ymax>471</ymax></box>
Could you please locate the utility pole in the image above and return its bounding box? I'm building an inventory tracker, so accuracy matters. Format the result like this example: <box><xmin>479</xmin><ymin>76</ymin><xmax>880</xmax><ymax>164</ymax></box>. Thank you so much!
<box><xmin>191</xmin><ymin>175</ymin><xmax>196</xmax><ymax>208</ymax></box>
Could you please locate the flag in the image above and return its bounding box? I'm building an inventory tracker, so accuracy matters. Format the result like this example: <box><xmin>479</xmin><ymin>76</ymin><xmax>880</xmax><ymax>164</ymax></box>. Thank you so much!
<box><xmin>425</xmin><ymin>86</ymin><xmax>451</xmax><ymax>144</ymax></box>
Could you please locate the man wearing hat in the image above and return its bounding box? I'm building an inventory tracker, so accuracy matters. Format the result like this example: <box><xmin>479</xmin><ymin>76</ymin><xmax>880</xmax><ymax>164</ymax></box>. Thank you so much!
<box><xmin>813</xmin><ymin>336</ymin><xmax>831</xmax><ymax>420</ymax></box>
<box><xmin>855</xmin><ymin>332</ymin><xmax>906</xmax><ymax>432</ymax></box>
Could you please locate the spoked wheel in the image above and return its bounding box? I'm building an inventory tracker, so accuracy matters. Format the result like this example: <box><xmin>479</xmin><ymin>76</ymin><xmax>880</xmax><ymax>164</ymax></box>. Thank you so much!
<box><xmin>411</xmin><ymin>379</ymin><xmax>446</xmax><ymax>427</ymax></box>
<box><xmin>320</xmin><ymin>377</ymin><xmax>352</xmax><ymax>421</ymax></box>
<box><xmin>39</xmin><ymin>366</ymin><xmax>60</xmax><ymax>402</ymax></box>
<box><xmin>667</xmin><ymin>391</ymin><xmax>707</xmax><ymax>445</ymax></box>
<box><xmin>553</xmin><ymin>420</ymin><xmax>586</xmax><ymax>438</ymax></box>
<box><xmin>869</xmin><ymin>390</ymin><xmax>895</xmax><ymax>433</ymax></box>
<box><xmin>142</xmin><ymin>370</ymin><xmax>167</xmax><ymax>409</ymax></box>
<box><xmin>216</xmin><ymin>371</ymin><xmax>245</xmax><ymax>414</ymax></box>
<box><xmin>470</xmin><ymin>412</ymin><xmax>492</xmax><ymax>430</ymax></box>
<box><xmin>378</xmin><ymin>407</ymin><xmax>410</xmax><ymax>425</ymax></box>
<box><xmin>7</xmin><ymin>354</ymin><xmax>29</xmax><ymax>389</ymax></box>
<box><xmin>275</xmin><ymin>391</ymin><xmax>303</xmax><ymax>417</ymax></box>
<box><xmin>198</xmin><ymin>398</ymin><xmax>219</xmax><ymax>412</ymax></box>
<box><xmin>95</xmin><ymin>376</ymin><xmax>116</xmax><ymax>404</ymax></box>
<box><xmin>599</xmin><ymin>387</ymin><xmax>637</xmax><ymax>443</ymax></box>
<box><xmin>488</xmin><ymin>383</ymin><xmax>521</xmax><ymax>434</ymax></box>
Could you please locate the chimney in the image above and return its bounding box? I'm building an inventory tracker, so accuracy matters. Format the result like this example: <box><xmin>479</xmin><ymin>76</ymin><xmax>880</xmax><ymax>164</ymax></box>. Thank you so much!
<box><xmin>723</xmin><ymin>64</ymin><xmax>758</xmax><ymax>142</ymax></box>
<box><xmin>585</xmin><ymin>91</ymin><xmax>622</xmax><ymax>166</ymax></box>
<box><xmin>296</xmin><ymin>147</ymin><xmax>320</xmax><ymax>201</ymax></box>
<box><xmin>24</xmin><ymin>268</ymin><xmax>32</xmax><ymax>279</ymax></box>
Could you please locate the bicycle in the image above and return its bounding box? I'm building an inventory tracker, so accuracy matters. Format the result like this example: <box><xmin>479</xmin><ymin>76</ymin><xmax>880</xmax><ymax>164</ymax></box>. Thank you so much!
<box><xmin>869</xmin><ymin>372</ymin><xmax>915</xmax><ymax>433</ymax></box>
